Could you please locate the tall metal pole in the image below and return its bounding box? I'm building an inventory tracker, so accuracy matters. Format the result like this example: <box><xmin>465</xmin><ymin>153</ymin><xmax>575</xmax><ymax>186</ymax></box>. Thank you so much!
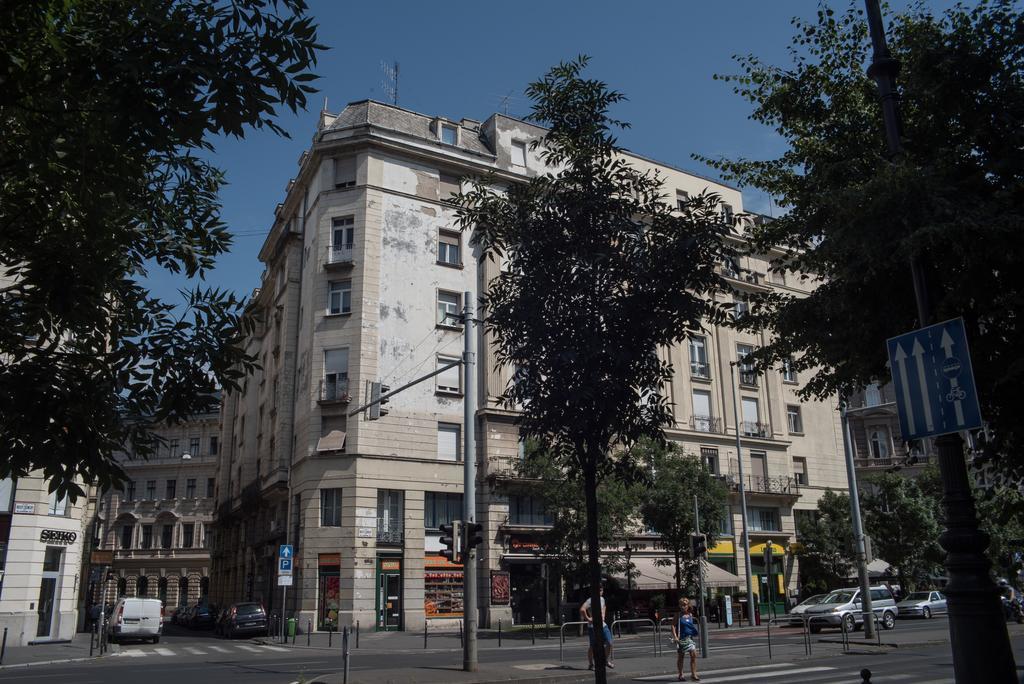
<box><xmin>863</xmin><ymin>3</ymin><xmax>1015</xmax><ymax>681</ymax></box>
<box><xmin>462</xmin><ymin>291</ymin><xmax>478</xmax><ymax>672</ymax></box>
<box><xmin>693</xmin><ymin>495</ymin><xmax>708</xmax><ymax>658</ymax></box>
<box><xmin>839</xmin><ymin>402</ymin><xmax>875</xmax><ymax>638</ymax></box>
<box><xmin>729</xmin><ymin>364</ymin><xmax>756</xmax><ymax>625</ymax></box>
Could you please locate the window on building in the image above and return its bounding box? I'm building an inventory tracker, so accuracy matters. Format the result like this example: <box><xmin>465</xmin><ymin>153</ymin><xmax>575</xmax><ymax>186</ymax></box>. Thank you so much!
<box><xmin>45</xmin><ymin>490</ymin><xmax>68</xmax><ymax>516</ymax></box>
<box><xmin>185</xmin><ymin>479</ymin><xmax>196</xmax><ymax>499</ymax></box>
<box><xmin>207</xmin><ymin>478</ymin><xmax>215</xmax><ymax>498</ymax></box>
<box><xmin>676</xmin><ymin>190</ymin><xmax>690</xmax><ymax>211</ymax></box>
<box><xmin>321</xmin><ymin>488</ymin><xmax>342</xmax><ymax>527</ymax></box>
<box><xmin>689</xmin><ymin>335</ymin><xmax>710</xmax><ymax>378</ymax></box>
<box><xmin>137</xmin><ymin>575</ymin><xmax>149</xmax><ymax>597</ymax></box>
<box><xmin>121</xmin><ymin>525</ymin><xmax>134</xmax><ymax>549</ymax></box>
<box><xmin>794</xmin><ymin>509</ymin><xmax>817</xmax><ymax>539</ymax></box>
<box><xmin>188</xmin><ymin>437</ymin><xmax>200</xmax><ymax>456</ymax></box>
<box><xmin>787</xmin><ymin>405</ymin><xmax>804</xmax><ymax>434</ymax></box>
<box><xmin>323</xmin><ymin>348</ymin><xmax>349</xmax><ymax>401</ymax></box>
<box><xmin>125</xmin><ymin>480</ymin><xmax>135</xmax><ymax>502</ymax></box>
<box><xmin>741</xmin><ymin>397</ymin><xmax>761</xmax><ymax>437</ymax></box>
<box><xmin>737</xmin><ymin>344</ymin><xmax>757</xmax><ymax>386</ymax></box>
<box><xmin>721</xmin><ymin>202</ymin><xmax>734</xmax><ymax>226</ymax></box>
<box><xmin>511</xmin><ymin>140</ymin><xmax>527</xmax><ymax>167</ymax></box>
<box><xmin>700</xmin><ymin>446</ymin><xmax>720</xmax><ymax>475</ymax></box>
<box><xmin>182</xmin><ymin>523</ymin><xmax>194</xmax><ymax>549</ymax></box>
<box><xmin>865</xmin><ymin>383</ymin><xmax>882</xmax><ymax>407</ymax></box>
<box><xmin>439</xmin><ymin>173</ymin><xmax>460</xmax><ymax>199</ymax></box>
<box><xmin>437</xmin><ymin>422</ymin><xmax>461</xmax><ymax>462</ymax></box>
<box><xmin>377</xmin><ymin>490</ymin><xmax>404</xmax><ymax>543</ymax></box>
<box><xmin>692</xmin><ymin>390</ymin><xmax>713</xmax><ymax>432</ymax></box>
<box><xmin>146</xmin><ymin>480</ymin><xmax>156</xmax><ymax>500</ymax></box>
<box><xmin>750</xmin><ymin>507</ymin><xmax>780</xmax><ymax>532</ymax></box>
<box><xmin>436</xmin><ymin>355</ymin><xmax>462</xmax><ymax>394</ymax></box>
<box><xmin>437</xmin><ymin>290</ymin><xmax>461</xmax><ymax>326</ymax></box>
<box><xmin>440</xmin><ymin>124</ymin><xmax>458</xmax><ymax>145</ymax></box>
<box><xmin>793</xmin><ymin>457</ymin><xmax>809</xmax><ymax>486</ymax></box>
<box><xmin>749</xmin><ymin>450</ymin><xmax>768</xmax><ymax>482</ymax></box>
<box><xmin>161</xmin><ymin>525</ymin><xmax>173</xmax><ymax>549</ymax></box>
<box><xmin>869</xmin><ymin>427</ymin><xmax>890</xmax><ymax>459</ymax></box>
<box><xmin>165</xmin><ymin>480</ymin><xmax>176</xmax><ymax>499</ymax></box>
<box><xmin>509</xmin><ymin>494</ymin><xmax>553</xmax><ymax>526</ymax></box>
<box><xmin>719</xmin><ymin>505</ymin><xmax>733</xmax><ymax>535</ymax></box>
<box><xmin>168</xmin><ymin>438</ymin><xmax>179</xmax><ymax>458</ymax></box>
<box><xmin>334</xmin><ymin>156</ymin><xmax>356</xmax><ymax>188</ymax></box>
<box><xmin>0</xmin><ymin>478</ymin><xmax>14</xmax><ymax>514</ymax></box>
<box><xmin>734</xmin><ymin>298</ymin><xmax>750</xmax><ymax>320</ymax></box>
<box><xmin>424</xmin><ymin>492</ymin><xmax>463</xmax><ymax>529</ymax></box>
<box><xmin>328</xmin><ymin>280</ymin><xmax>352</xmax><ymax>315</ymax></box>
<box><xmin>438</xmin><ymin>230</ymin><xmax>461</xmax><ymax>266</ymax></box>
<box><xmin>782</xmin><ymin>357</ymin><xmax>798</xmax><ymax>383</ymax></box>
<box><xmin>209</xmin><ymin>436</ymin><xmax>219</xmax><ymax>456</ymax></box>
<box><xmin>141</xmin><ymin>525</ymin><xmax>153</xmax><ymax>549</ymax></box>
<box><xmin>332</xmin><ymin>216</ymin><xmax>355</xmax><ymax>249</ymax></box>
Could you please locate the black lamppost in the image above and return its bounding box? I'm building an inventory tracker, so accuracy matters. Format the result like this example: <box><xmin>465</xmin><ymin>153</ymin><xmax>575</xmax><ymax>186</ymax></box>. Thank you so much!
<box><xmin>862</xmin><ymin>2</ymin><xmax>1015</xmax><ymax>680</ymax></box>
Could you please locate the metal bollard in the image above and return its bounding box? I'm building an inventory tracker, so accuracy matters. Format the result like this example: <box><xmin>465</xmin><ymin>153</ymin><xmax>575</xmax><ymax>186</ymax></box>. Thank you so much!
<box><xmin>459</xmin><ymin>620</ymin><xmax>464</xmax><ymax>648</ymax></box>
<box><xmin>766</xmin><ymin>618</ymin><xmax>772</xmax><ymax>660</ymax></box>
<box><xmin>424</xmin><ymin>620</ymin><xmax>428</xmax><ymax>649</ymax></box>
<box><xmin>329</xmin><ymin>623</ymin><xmax>333</xmax><ymax>648</ymax></box>
<box><xmin>498</xmin><ymin>619</ymin><xmax>502</xmax><ymax>648</ymax></box>
<box><xmin>861</xmin><ymin>668</ymin><xmax>872</xmax><ymax>683</ymax></box>
<box><xmin>307</xmin><ymin>619</ymin><xmax>311</xmax><ymax>646</ymax></box>
<box><xmin>1</xmin><ymin>626</ymin><xmax>7</xmax><ymax>665</ymax></box>
<box><xmin>531</xmin><ymin>618</ymin><xmax>536</xmax><ymax>645</ymax></box>
<box><xmin>342</xmin><ymin>626</ymin><xmax>350</xmax><ymax>684</ymax></box>
<box><xmin>90</xmin><ymin>621</ymin><xmax>96</xmax><ymax>657</ymax></box>
<box><xmin>356</xmin><ymin>620</ymin><xmax>359</xmax><ymax>648</ymax></box>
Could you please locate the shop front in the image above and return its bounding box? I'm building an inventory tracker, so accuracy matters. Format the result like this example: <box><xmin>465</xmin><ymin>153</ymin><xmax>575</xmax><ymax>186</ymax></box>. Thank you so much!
<box><xmin>317</xmin><ymin>553</ymin><xmax>340</xmax><ymax>630</ymax></box>
<box><xmin>424</xmin><ymin>553</ymin><xmax>462</xmax><ymax>621</ymax></box>
<box><xmin>376</xmin><ymin>556</ymin><xmax>402</xmax><ymax>631</ymax></box>
<box><xmin>507</xmin><ymin>559</ymin><xmax>558</xmax><ymax>625</ymax></box>
<box><xmin>750</xmin><ymin>541</ymin><xmax>787</xmax><ymax>619</ymax></box>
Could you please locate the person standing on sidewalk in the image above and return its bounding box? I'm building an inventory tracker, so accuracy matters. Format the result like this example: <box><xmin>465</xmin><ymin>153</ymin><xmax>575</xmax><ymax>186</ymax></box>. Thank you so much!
<box><xmin>580</xmin><ymin>585</ymin><xmax>614</xmax><ymax>670</ymax></box>
<box><xmin>671</xmin><ymin>597</ymin><xmax>700</xmax><ymax>681</ymax></box>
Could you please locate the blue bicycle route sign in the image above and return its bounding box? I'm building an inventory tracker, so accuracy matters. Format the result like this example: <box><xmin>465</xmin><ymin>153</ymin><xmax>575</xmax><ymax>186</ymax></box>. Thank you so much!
<box><xmin>886</xmin><ymin>318</ymin><xmax>983</xmax><ymax>441</ymax></box>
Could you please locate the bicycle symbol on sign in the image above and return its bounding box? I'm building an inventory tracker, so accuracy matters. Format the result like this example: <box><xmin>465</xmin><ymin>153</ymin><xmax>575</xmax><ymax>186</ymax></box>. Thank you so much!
<box><xmin>945</xmin><ymin>387</ymin><xmax>966</xmax><ymax>403</ymax></box>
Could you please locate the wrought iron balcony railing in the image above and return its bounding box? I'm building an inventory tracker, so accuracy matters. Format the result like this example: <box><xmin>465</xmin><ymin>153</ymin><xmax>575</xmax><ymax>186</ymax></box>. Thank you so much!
<box><xmin>740</xmin><ymin>421</ymin><xmax>770</xmax><ymax>438</ymax></box>
<box><xmin>689</xmin><ymin>415</ymin><xmax>723</xmax><ymax>434</ymax></box>
<box><xmin>325</xmin><ymin>244</ymin><xmax>355</xmax><ymax>267</ymax></box>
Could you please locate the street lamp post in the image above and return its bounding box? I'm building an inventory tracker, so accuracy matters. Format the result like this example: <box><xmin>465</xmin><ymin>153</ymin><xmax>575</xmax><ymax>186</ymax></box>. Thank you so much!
<box><xmin>862</xmin><ymin>2</ymin><xmax>1016</xmax><ymax>680</ymax></box>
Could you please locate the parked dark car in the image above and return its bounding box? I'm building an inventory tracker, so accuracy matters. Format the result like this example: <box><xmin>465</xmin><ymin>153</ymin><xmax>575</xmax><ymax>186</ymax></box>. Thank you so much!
<box><xmin>188</xmin><ymin>603</ymin><xmax>217</xmax><ymax>629</ymax></box>
<box><xmin>221</xmin><ymin>603</ymin><xmax>268</xmax><ymax>638</ymax></box>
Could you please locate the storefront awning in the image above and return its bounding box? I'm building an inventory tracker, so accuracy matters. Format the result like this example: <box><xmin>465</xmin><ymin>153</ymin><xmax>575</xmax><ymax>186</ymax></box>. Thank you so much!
<box><xmin>627</xmin><ymin>558</ymin><xmax>744</xmax><ymax>590</ymax></box>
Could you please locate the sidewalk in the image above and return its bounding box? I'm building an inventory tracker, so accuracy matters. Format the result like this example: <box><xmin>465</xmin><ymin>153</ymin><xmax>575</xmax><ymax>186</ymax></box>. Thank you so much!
<box><xmin>0</xmin><ymin>632</ymin><xmax>110</xmax><ymax>669</ymax></box>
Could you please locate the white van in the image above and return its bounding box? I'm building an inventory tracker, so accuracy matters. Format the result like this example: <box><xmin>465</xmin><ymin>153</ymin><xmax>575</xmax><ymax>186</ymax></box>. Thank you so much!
<box><xmin>108</xmin><ymin>598</ymin><xmax>163</xmax><ymax>643</ymax></box>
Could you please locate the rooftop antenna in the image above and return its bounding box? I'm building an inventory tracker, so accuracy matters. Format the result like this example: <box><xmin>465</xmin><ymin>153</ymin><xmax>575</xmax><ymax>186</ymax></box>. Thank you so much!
<box><xmin>322</xmin><ymin>96</ymin><xmax>328</xmax><ymax>112</ymax></box>
<box><xmin>381</xmin><ymin>60</ymin><xmax>399</xmax><ymax>106</ymax></box>
<box><xmin>497</xmin><ymin>90</ymin><xmax>514</xmax><ymax>116</ymax></box>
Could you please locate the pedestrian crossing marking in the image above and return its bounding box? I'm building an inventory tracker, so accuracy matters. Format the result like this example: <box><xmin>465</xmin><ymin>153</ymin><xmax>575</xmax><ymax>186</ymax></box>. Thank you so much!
<box><xmin>261</xmin><ymin>645</ymin><xmax>289</xmax><ymax>652</ymax></box>
<box><xmin>184</xmin><ymin>647</ymin><xmax>205</xmax><ymax>654</ymax></box>
<box><xmin>153</xmin><ymin>647</ymin><xmax>176</xmax><ymax>656</ymax></box>
<box><xmin>637</xmin><ymin>665</ymin><xmax>833</xmax><ymax>682</ymax></box>
<box><xmin>112</xmin><ymin>643</ymin><xmax>288</xmax><ymax>658</ymax></box>
<box><xmin>234</xmin><ymin>644</ymin><xmax>261</xmax><ymax>652</ymax></box>
<box><xmin>208</xmin><ymin>645</ymin><xmax>230</xmax><ymax>652</ymax></box>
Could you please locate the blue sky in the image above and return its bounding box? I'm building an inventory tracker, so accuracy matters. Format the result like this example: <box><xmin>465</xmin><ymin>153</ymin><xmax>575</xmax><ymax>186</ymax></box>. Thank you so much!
<box><xmin>148</xmin><ymin>0</ymin><xmax>947</xmax><ymax>306</ymax></box>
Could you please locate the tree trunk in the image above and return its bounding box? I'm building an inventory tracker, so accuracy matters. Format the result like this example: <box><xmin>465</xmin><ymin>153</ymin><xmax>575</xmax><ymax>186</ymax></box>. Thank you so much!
<box><xmin>583</xmin><ymin>459</ymin><xmax>607</xmax><ymax>683</ymax></box>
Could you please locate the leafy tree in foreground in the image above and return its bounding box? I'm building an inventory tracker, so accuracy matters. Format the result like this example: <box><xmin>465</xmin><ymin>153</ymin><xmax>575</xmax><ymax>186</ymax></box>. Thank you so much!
<box><xmin>640</xmin><ymin>440</ymin><xmax>728</xmax><ymax>592</ymax></box>
<box><xmin>699</xmin><ymin>1</ymin><xmax>1024</xmax><ymax>478</ymax></box>
<box><xmin>795</xmin><ymin>490</ymin><xmax>856</xmax><ymax>596</ymax></box>
<box><xmin>454</xmin><ymin>56</ymin><xmax>729</xmax><ymax>681</ymax></box>
<box><xmin>861</xmin><ymin>472</ymin><xmax>943</xmax><ymax>591</ymax></box>
<box><xmin>0</xmin><ymin>0</ymin><xmax>325</xmax><ymax>498</ymax></box>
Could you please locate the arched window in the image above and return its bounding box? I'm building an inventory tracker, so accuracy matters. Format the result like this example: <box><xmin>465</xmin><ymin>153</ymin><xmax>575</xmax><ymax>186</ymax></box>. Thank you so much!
<box><xmin>178</xmin><ymin>576</ymin><xmax>189</xmax><ymax>607</ymax></box>
<box><xmin>158</xmin><ymin>577</ymin><xmax>168</xmax><ymax>605</ymax></box>
<box><xmin>117</xmin><ymin>577</ymin><xmax>127</xmax><ymax>597</ymax></box>
<box><xmin>200</xmin><ymin>577</ymin><xmax>209</xmax><ymax>598</ymax></box>
<box><xmin>137</xmin><ymin>575</ymin><xmax>149</xmax><ymax>597</ymax></box>
<box><xmin>870</xmin><ymin>429</ymin><xmax>890</xmax><ymax>459</ymax></box>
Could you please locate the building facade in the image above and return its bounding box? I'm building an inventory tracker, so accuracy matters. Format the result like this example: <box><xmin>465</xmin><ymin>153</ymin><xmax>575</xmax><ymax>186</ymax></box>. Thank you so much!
<box><xmin>209</xmin><ymin>99</ymin><xmax>852</xmax><ymax>631</ymax></box>
<box><xmin>85</xmin><ymin>409</ymin><xmax>219</xmax><ymax>617</ymax></box>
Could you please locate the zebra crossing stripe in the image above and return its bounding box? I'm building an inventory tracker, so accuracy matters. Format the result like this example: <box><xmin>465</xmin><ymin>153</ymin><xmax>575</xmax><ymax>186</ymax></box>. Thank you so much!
<box><xmin>208</xmin><ymin>645</ymin><xmax>230</xmax><ymax>652</ymax></box>
<box><xmin>234</xmin><ymin>644</ymin><xmax>261</xmax><ymax>652</ymax></box>
<box><xmin>260</xmin><ymin>645</ymin><xmax>289</xmax><ymax>652</ymax></box>
<box><xmin>153</xmin><ymin>647</ymin><xmax>176</xmax><ymax>656</ymax></box>
<box><xmin>184</xmin><ymin>647</ymin><xmax>206</xmax><ymax>655</ymax></box>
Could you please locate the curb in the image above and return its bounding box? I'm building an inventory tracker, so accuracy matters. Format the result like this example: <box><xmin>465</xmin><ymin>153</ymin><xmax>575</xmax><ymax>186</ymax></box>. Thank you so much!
<box><xmin>0</xmin><ymin>655</ymin><xmax>102</xmax><ymax>670</ymax></box>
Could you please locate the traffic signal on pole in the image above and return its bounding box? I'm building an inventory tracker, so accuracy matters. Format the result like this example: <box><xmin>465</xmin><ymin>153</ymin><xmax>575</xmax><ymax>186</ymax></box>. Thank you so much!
<box><xmin>463</xmin><ymin>522</ymin><xmax>484</xmax><ymax>552</ymax></box>
<box><xmin>690</xmin><ymin>533</ymin><xmax>708</xmax><ymax>559</ymax></box>
<box><xmin>440</xmin><ymin>521</ymin><xmax>461</xmax><ymax>563</ymax></box>
<box><xmin>369</xmin><ymin>381</ymin><xmax>391</xmax><ymax>420</ymax></box>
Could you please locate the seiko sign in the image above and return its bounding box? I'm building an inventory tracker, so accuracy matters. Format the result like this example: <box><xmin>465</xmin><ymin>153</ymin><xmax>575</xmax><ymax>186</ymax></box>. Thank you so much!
<box><xmin>40</xmin><ymin>529</ymin><xmax>77</xmax><ymax>545</ymax></box>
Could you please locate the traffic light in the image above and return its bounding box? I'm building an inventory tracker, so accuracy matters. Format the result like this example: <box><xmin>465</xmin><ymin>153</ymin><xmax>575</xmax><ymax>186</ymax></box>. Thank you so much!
<box><xmin>690</xmin><ymin>533</ymin><xmax>708</xmax><ymax>559</ymax></box>
<box><xmin>463</xmin><ymin>522</ymin><xmax>484</xmax><ymax>553</ymax></box>
<box><xmin>368</xmin><ymin>381</ymin><xmax>391</xmax><ymax>420</ymax></box>
<box><xmin>439</xmin><ymin>520</ymin><xmax>462</xmax><ymax>563</ymax></box>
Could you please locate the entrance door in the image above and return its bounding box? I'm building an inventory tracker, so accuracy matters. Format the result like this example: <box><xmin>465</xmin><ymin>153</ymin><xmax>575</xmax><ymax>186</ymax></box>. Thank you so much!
<box><xmin>36</xmin><ymin>547</ymin><xmax>63</xmax><ymax>638</ymax></box>
<box><xmin>376</xmin><ymin>557</ymin><xmax>402</xmax><ymax>631</ymax></box>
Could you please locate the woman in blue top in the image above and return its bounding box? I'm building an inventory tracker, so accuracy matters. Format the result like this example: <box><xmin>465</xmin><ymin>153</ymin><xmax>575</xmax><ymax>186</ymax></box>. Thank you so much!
<box><xmin>671</xmin><ymin>597</ymin><xmax>700</xmax><ymax>681</ymax></box>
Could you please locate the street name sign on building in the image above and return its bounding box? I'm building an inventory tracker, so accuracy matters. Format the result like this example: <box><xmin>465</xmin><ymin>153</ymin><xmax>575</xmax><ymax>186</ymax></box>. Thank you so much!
<box><xmin>886</xmin><ymin>317</ymin><xmax>982</xmax><ymax>441</ymax></box>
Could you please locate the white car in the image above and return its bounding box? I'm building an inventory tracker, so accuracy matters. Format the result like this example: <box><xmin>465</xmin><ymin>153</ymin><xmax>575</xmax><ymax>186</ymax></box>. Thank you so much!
<box><xmin>108</xmin><ymin>598</ymin><xmax>163</xmax><ymax>643</ymax></box>
<box><xmin>896</xmin><ymin>591</ymin><xmax>947</xmax><ymax>619</ymax></box>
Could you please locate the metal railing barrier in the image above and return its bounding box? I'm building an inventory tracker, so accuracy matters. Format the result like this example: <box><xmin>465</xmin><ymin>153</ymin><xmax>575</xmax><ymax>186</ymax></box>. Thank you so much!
<box><xmin>559</xmin><ymin>621</ymin><xmax>591</xmax><ymax>662</ymax></box>
<box><xmin>657</xmin><ymin>617</ymin><xmax>675</xmax><ymax>657</ymax></box>
<box><xmin>610</xmin><ymin>618</ymin><xmax>658</xmax><ymax>659</ymax></box>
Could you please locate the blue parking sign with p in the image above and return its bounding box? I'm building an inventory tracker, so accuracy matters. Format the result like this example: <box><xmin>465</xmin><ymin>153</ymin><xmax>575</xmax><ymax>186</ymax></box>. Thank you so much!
<box><xmin>279</xmin><ymin>557</ymin><xmax>293</xmax><ymax>573</ymax></box>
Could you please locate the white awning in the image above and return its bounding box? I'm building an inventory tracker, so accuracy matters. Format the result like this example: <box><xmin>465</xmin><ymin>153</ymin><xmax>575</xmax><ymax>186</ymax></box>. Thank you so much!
<box><xmin>625</xmin><ymin>558</ymin><xmax>743</xmax><ymax>590</ymax></box>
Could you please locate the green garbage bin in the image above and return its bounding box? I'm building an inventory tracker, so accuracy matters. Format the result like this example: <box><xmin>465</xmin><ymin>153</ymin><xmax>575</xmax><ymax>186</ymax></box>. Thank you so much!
<box><xmin>287</xmin><ymin>618</ymin><xmax>296</xmax><ymax>638</ymax></box>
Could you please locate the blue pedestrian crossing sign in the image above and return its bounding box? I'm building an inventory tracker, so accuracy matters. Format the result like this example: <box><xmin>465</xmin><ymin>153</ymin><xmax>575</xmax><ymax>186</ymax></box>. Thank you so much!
<box><xmin>279</xmin><ymin>544</ymin><xmax>293</xmax><ymax>559</ymax></box>
<box><xmin>886</xmin><ymin>318</ymin><xmax>983</xmax><ymax>441</ymax></box>
<box><xmin>279</xmin><ymin>557</ymin><xmax>293</xmax><ymax>573</ymax></box>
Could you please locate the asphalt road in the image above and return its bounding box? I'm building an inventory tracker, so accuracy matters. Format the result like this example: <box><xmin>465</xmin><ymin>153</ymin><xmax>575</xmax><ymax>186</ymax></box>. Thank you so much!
<box><xmin>0</xmin><ymin>616</ymin><xmax>1018</xmax><ymax>684</ymax></box>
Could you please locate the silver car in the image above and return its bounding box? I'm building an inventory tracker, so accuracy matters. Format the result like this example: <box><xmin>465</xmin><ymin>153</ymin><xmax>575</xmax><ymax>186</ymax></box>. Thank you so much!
<box><xmin>896</xmin><ymin>590</ymin><xmax>947</xmax><ymax>619</ymax></box>
<box><xmin>802</xmin><ymin>586</ymin><xmax>898</xmax><ymax>633</ymax></box>
<box><xmin>783</xmin><ymin>593</ymin><xmax>827</xmax><ymax>626</ymax></box>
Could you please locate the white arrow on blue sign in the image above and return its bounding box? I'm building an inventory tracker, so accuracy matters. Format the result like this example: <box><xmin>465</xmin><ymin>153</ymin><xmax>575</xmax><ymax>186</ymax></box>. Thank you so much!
<box><xmin>279</xmin><ymin>558</ymin><xmax>293</xmax><ymax>574</ymax></box>
<box><xmin>279</xmin><ymin>544</ymin><xmax>293</xmax><ymax>559</ymax></box>
<box><xmin>886</xmin><ymin>317</ymin><xmax>982</xmax><ymax>441</ymax></box>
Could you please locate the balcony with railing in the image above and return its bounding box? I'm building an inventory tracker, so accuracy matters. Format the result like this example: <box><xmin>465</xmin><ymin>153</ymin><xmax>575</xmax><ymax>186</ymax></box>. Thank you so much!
<box><xmin>376</xmin><ymin>519</ymin><xmax>404</xmax><ymax>545</ymax></box>
<box><xmin>740</xmin><ymin>421</ymin><xmax>771</xmax><ymax>438</ymax></box>
<box><xmin>854</xmin><ymin>454</ymin><xmax>931</xmax><ymax>469</ymax></box>
<box><xmin>325</xmin><ymin>244</ymin><xmax>355</xmax><ymax>269</ymax></box>
<box><xmin>688</xmin><ymin>415</ymin><xmax>723</xmax><ymax>434</ymax></box>
<box><xmin>690</xmin><ymin>361</ymin><xmax>711</xmax><ymax>379</ymax></box>
<box><xmin>722</xmin><ymin>473</ymin><xmax>798</xmax><ymax>498</ymax></box>
<box><xmin>319</xmin><ymin>378</ymin><xmax>350</xmax><ymax>404</ymax></box>
<box><xmin>738</xmin><ymin>370</ymin><xmax>758</xmax><ymax>387</ymax></box>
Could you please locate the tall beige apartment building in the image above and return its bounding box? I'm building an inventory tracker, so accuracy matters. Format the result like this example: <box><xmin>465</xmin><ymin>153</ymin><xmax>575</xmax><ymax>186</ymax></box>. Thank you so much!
<box><xmin>209</xmin><ymin>100</ymin><xmax>852</xmax><ymax>632</ymax></box>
